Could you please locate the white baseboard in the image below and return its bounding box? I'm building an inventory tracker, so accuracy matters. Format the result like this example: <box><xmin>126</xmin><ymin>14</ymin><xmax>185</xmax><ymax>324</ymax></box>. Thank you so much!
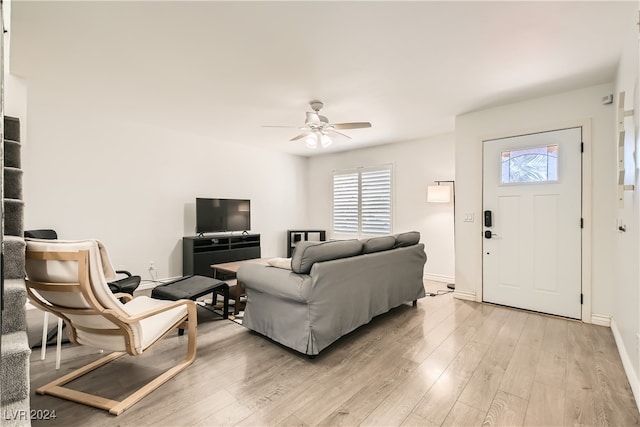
<box><xmin>138</xmin><ymin>282</ymin><xmax>159</xmax><ymax>291</ymax></box>
<box><xmin>424</xmin><ymin>273</ymin><xmax>455</xmax><ymax>283</ymax></box>
<box><xmin>453</xmin><ymin>290</ymin><xmax>476</xmax><ymax>301</ymax></box>
<box><xmin>137</xmin><ymin>276</ymin><xmax>182</xmax><ymax>291</ymax></box>
<box><xmin>610</xmin><ymin>317</ymin><xmax>640</xmax><ymax>411</ymax></box>
<box><xmin>590</xmin><ymin>313</ymin><xmax>611</xmax><ymax>327</ymax></box>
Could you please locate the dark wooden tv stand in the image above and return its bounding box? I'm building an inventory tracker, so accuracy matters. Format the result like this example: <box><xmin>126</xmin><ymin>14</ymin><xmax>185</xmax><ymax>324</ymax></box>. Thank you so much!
<box><xmin>182</xmin><ymin>233</ymin><xmax>261</xmax><ymax>276</ymax></box>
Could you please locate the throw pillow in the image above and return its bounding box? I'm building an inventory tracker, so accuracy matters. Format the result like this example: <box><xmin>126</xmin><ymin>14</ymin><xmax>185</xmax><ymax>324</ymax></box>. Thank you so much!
<box><xmin>267</xmin><ymin>257</ymin><xmax>292</xmax><ymax>270</ymax></box>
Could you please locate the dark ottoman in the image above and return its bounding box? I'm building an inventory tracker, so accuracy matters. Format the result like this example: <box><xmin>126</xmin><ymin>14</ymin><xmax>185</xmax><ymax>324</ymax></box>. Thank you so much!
<box><xmin>152</xmin><ymin>275</ymin><xmax>229</xmax><ymax>321</ymax></box>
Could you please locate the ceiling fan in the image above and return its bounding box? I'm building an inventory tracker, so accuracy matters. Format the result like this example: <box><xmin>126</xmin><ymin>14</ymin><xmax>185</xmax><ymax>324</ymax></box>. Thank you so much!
<box><xmin>263</xmin><ymin>100</ymin><xmax>372</xmax><ymax>148</ymax></box>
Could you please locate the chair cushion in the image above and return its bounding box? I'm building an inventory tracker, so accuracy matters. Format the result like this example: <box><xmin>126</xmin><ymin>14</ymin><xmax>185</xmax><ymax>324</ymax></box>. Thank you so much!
<box><xmin>361</xmin><ymin>236</ymin><xmax>396</xmax><ymax>254</ymax></box>
<box><xmin>69</xmin><ymin>296</ymin><xmax>188</xmax><ymax>352</ymax></box>
<box><xmin>291</xmin><ymin>240</ymin><xmax>363</xmax><ymax>274</ymax></box>
<box><xmin>393</xmin><ymin>231</ymin><xmax>421</xmax><ymax>248</ymax></box>
<box><xmin>123</xmin><ymin>296</ymin><xmax>188</xmax><ymax>351</ymax></box>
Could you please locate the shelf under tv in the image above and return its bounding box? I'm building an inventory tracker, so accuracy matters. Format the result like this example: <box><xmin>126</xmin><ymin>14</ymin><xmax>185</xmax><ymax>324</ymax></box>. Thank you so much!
<box><xmin>182</xmin><ymin>233</ymin><xmax>261</xmax><ymax>276</ymax></box>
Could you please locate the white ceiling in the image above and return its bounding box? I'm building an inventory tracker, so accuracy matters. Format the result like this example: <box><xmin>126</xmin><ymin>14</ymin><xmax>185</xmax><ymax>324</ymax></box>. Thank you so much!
<box><xmin>9</xmin><ymin>1</ymin><xmax>635</xmax><ymax>157</ymax></box>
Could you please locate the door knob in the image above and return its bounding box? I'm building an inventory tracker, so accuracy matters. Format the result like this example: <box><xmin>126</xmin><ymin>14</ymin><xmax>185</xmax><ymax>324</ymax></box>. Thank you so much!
<box><xmin>484</xmin><ymin>230</ymin><xmax>498</xmax><ymax>239</ymax></box>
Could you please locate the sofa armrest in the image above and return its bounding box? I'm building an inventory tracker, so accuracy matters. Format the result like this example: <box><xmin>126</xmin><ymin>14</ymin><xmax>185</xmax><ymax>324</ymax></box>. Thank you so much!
<box><xmin>238</xmin><ymin>263</ymin><xmax>310</xmax><ymax>303</ymax></box>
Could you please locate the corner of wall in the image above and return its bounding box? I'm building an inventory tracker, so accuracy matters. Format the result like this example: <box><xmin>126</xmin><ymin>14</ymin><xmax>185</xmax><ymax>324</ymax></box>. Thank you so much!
<box><xmin>452</xmin><ymin>289</ymin><xmax>476</xmax><ymax>302</ymax></box>
<box><xmin>590</xmin><ymin>313</ymin><xmax>611</xmax><ymax>327</ymax></box>
<box><xmin>610</xmin><ymin>316</ymin><xmax>640</xmax><ymax>412</ymax></box>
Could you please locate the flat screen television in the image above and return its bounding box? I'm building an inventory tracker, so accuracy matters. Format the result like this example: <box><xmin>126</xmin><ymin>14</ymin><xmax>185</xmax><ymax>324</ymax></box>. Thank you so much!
<box><xmin>196</xmin><ymin>198</ymin><xmax>251</xmax><ymax>234</ymax></box>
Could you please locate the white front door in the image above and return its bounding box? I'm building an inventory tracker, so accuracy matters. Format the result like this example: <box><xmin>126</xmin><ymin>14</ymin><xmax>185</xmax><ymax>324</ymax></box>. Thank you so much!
<box><xmin>482</xmin><ymin>127</ymin><xmax>582</xmax><ymax>319</ymax></box>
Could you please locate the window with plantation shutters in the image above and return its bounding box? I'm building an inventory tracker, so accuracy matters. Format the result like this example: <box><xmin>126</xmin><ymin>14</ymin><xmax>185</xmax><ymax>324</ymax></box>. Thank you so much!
<box><xmin>332</xmin><ymin>165</ymin><xmax>392</xmax><ymax>236</ymax></box>
<box><xmin>361</xmin><ymin>168</ymin><xmax>392</xmax><ymax>234</ymax></box>
<box><xmin>333</xmin><ymin>172</ymin><xmax>359</xmax><ymax>234</ymax></box>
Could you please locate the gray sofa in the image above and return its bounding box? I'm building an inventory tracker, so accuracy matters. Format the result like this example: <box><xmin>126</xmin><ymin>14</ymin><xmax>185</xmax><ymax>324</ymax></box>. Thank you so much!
<box><xmin>237</xmin><ymin>231</ymin><xmax>427</xmax><ymax>356</ymax></box>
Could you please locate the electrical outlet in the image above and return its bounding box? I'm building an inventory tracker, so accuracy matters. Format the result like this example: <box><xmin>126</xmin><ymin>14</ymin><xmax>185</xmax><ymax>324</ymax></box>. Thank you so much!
<box><xmin>148</xmin><ymin>261</ymin><xmax>157</xmax><ymax>282</ymax></box>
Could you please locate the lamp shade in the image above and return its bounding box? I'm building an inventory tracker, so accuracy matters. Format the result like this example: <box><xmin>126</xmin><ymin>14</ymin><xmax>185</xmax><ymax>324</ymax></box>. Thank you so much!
<box><xmin>305</xmin><ymin>134</ymin><xmax>318</xmax><ymax>148</ymax></box>
<box><xmin>427</xmin><ymin>185</ymin><xmax>451</xmax><ymax>203</ymax></box>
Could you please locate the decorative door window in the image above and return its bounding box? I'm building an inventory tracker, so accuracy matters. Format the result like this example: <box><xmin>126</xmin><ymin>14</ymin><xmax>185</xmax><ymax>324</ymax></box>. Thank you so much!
<box><xmin>501</xmin><ymin>145</ymin><xmax>558</xmax><ymax>184</ymax></box>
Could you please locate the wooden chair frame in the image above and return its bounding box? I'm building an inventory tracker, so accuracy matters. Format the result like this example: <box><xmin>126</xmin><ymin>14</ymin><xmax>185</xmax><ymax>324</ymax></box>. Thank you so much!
<box><xmin>26</xmin><ymin>248</ymin><xmax>197</xmax><ymax>415</ymax></box>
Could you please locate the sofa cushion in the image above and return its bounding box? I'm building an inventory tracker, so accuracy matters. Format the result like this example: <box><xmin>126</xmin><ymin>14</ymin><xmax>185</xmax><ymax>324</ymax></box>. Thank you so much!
<box><xmin>291</xmin><ymin>240</ymin><xmax>363</xmax><ymax>274</ymax></box>
<box><xmin>361</xmin><ymin>236</ymin><xmax>396</xmax><ymax>254</ymax></box>
<box><xmin>394</xmin><ymin>231</ymin><xmax>420</xmax><ymax>248</ymax></box>
<box><xmin>267</xmin><ymin>257</ymin><xmax>292</xmax><ymax>270</ymax></box>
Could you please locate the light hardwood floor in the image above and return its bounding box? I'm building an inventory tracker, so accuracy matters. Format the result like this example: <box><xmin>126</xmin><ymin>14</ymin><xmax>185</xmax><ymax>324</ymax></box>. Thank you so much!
<box><xmin>28</xmin><ymin>281</ymin><xmax>640</xmax><ymax>426</ymax></box>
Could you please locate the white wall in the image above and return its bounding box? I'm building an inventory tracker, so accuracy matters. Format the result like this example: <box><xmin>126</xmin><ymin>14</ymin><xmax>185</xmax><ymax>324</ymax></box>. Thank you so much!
<box><xmin>455</xmin><ymin>83</ymin><xmax>616</xmax><ymax>317</ymax></box>
<box><xmin>22</xmin><ymin>85</ymin><xmax>309</xmax><ymax>280</ymax></box>
<box><xmin>4</xmin><ymin>75</ymin><xmax>27</xmax><ymax>138</ymax></box>
<box><xmin>20</xmin><ymin>76</ymin><xmax>456</xmax><ymax>283</ymax></box>
<box><xmin>3</xmin><ymin>0</ymin><xmax>27</xmax><ymax>138</ymax></box>
<box><xmin>612</xmin><ymin>1</ymin><xmax>640</xmax><ymax>404</ymax></box>
<box><xmin>306</xmin><ymin>134</ymin><xmax>455</xmax><ymax>281</ymax></box>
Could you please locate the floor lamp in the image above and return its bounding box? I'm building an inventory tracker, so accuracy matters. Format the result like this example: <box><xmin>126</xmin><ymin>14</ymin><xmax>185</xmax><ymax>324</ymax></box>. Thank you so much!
<box><xmin>427</xmin><ymin>180</ymin><xmax>455</xmax><ymax>290</ymax></box>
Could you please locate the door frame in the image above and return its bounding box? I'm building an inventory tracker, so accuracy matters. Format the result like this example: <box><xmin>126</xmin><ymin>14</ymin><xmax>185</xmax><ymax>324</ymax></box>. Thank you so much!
<box><xmin>480</xmin><ymin>119</ymin><xmax>592</xmax><ymax>323</ymax></box>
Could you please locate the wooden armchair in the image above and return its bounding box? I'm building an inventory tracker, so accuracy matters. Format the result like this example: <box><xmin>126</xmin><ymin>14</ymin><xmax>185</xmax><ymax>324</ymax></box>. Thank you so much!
<box><xmin>25</xmin><ymin>238</ymin><xmax>197</xmax><ymax>415</ymax></box>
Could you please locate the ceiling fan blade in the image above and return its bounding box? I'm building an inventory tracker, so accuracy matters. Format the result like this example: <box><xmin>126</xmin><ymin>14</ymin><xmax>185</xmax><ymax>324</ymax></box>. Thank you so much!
<box><xmin>332</xmin><ymin>122</ymin><xmax>372</xmax><ymax>130</ymax></box>
<box><xmin>290</xmin><ymin>132</ymin><xmax>311</xmax><ymax>141</ymax></box>
<box><xmin>326</xmin><ymin>129</ymin><xmax>352</xmax><ymax>140</ymax></box>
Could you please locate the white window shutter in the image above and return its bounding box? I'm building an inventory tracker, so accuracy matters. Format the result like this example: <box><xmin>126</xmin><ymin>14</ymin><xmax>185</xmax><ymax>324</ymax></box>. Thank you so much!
<box><xmin>361</xmin><ymin>168</ymin><xmax>392</xmax><ymax>234</ymax></box>
<box><xmin>333</xmin><ymin>172</ymin><xmax>359</xmax><ymax>234</ymax></box>
<box><xmin>332</xmin><ymin>165</ymin><xmax>392</xmax><ymax>236</ymax></box>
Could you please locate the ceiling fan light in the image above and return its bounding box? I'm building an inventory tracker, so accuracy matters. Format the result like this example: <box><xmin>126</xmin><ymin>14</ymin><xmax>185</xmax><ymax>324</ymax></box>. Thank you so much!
<box><xmin>321</xmin><ymin>134</ymin><xmax>332</xmax><ymax>148</ymax></box>
<box><xmin>265</xmin><ymin>100</ymin><xmax>372</xmax><ymax>147</ymax></box>
<box><xmin>305</xmin><ymin>134</ymin><xmax>317</xmax><ymax>148</ymax></box>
